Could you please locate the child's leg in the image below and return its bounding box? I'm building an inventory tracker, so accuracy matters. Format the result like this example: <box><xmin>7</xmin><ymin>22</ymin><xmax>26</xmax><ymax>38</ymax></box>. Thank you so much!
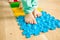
<box><xmin>21</xmin><ymin>0</ymin><xmax>37</xmax><ymax>24</ymax></box>
<box><xmin>31</xmin><ymin>0</ymin><xmax>41</xmax><ymax>17</ymax></box>
<box><xmin>21</xmin><ymin>0</ymin><xmax>34</xmax><ymax>14</ymax></box>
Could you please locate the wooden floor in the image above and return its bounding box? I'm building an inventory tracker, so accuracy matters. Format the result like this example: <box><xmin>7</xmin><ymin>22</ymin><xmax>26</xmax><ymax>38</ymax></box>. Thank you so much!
<box><xmin>0</xmin><ymin>0</ymin><xmax>60</xmax><ymax>40</ymax></box>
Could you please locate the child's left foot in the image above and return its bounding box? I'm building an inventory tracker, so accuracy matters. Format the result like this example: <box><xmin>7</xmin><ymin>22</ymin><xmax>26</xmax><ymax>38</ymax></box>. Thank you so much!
<box><xmin>33</xmin><ymin>8</ymin><xmax>41</xmax><ymax>18</ymax></box>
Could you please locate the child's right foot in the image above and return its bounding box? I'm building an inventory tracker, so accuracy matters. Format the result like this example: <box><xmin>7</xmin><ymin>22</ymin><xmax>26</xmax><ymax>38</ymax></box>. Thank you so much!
<box><xmin>25</xmin><ymin>13</ymin><xmax>37</xmax><ymax>24</ymax></box>
<box><xmin>33</xmin><ymin>8</ymin><xmax>41</xmax><ymax>18</ymax></box>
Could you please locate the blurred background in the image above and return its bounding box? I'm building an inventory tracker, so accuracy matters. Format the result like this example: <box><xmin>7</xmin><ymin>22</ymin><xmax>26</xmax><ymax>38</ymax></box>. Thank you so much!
<box><xmin>0</xmin><ymin>0</ymin><xmax>60</xmax><ymax>40</ymax></box>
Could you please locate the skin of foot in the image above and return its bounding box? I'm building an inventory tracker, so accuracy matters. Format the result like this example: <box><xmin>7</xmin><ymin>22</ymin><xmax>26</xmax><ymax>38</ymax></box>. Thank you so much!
<box><xmin>33</xmin><ymin>8</ymin><xmax>41</xmax><ymax>18</ymax></box>
<box><xmin>25</xmin><ymin>9</ymin><xmax>41</xmax><ymax>24</ymax></box>
<box><xmin>25</xmin><ymin>13</ymin><xmax>37</xmax><ymax>24</ymax></box>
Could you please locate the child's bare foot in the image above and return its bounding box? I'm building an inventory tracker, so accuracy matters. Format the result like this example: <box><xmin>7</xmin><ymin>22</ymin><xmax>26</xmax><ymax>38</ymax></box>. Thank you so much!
<box><xmin>33</xmin><ymin>8</ymin><xmax>41</xmax><ymax>18</ymax></box>
<box><xmin>25</xmin><ymin>13</ymin><xmax>37</xmax><ymax>24</ymax></box>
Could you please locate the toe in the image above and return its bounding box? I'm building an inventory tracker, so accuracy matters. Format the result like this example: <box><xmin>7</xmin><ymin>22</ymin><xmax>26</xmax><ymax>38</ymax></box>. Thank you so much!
<box><xmin>33</xmin><ymin>18</ymin><xmax>37</xmax><ymax>24</ymax></box>
<box><xmin>37</xmin><ymin>13</ymin><xmax>40</xmax><ymax>17</ymax></box>
<box><xmin>25</xmin><ymin>20</ymin><xmax>29</xmax><ymax>23</ymax></box>
<box><xmin>30</xmin><ymin>20</ymin><xmax>33</xmax><ymax>24</ymax></box>
<box><xmin>37</xmin><ymin>12</ymin><xmax>41</xmax><ymax>17</ymax></box>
